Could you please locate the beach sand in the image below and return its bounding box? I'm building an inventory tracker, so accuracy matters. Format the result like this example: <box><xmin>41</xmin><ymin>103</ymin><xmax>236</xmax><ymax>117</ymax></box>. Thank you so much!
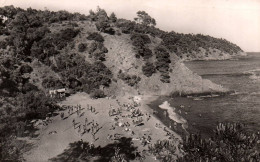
<box><xmin>23</xmin><ymin>93</ymin><xmax>182</xmax><ymax>162</ymax></box>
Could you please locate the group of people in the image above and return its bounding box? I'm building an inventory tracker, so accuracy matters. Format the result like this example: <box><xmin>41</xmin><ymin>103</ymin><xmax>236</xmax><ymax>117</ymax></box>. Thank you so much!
<box><xmin>60</xmin><ymin>104</ymin><xmax>83</xmax><ymax>119</ymax></box>
<box><xmin>71</xmin><ymin>107</ymin><xmax>101</xmax><ymax>141</ymax></box>
<box><xmin>59</xmin><ymin>103</ymin><xmax>102</xmax><ymax>142</ymax></box>
<box><xmin>108</xmin><ymin>107</ymin><xmax>122</xmax><ymax>116</ymax></box>
<box><xmin>87</xmin><ymin>104</ymin><xmax>98</xmax><ymax>114</ymax></box>
<box><xmin>141</xmin><ymin>134</ymin><xmax>152</xmax><ymax>146</ymax></box>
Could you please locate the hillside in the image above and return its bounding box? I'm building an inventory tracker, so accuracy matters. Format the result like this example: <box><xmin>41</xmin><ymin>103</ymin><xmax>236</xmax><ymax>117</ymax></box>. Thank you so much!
<box><xmin>0</xmin><ymin>6</ymin><xmax>252</xmax><ymax>161</ymax></box>
<box><xmin>0</xmin><ymin>6</ymin><xmax>233</xmax><ymax>97</ymax></box>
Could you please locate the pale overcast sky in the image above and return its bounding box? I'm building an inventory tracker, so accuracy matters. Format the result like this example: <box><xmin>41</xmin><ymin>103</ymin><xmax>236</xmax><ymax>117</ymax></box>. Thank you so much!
<box><xmin>1</xmin><ymin>0</ymin><xmax>260</xmax><ymax>52</ymax></box>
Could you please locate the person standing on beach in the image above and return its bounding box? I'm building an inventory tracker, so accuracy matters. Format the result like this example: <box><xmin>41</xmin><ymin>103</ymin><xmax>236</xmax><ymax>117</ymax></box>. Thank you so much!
<box><xmin>72</xmin><ymin>119</ymin><xmax>76</xmax><ymax>128</ymax></box>
<box><xmin>85</xmin><ymin>118</ymin><xmax>88</xmax><ymax>124</ymax></box>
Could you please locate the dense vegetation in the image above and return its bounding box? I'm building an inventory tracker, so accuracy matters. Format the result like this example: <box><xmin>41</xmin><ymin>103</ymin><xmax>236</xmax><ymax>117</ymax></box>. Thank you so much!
<box><xmin>0</xmin><ymin>6</ymin><xmax>112</xmax><ymax>161</ymax></box>
<box><xmin>148</xmin><ymin>123</ymin><xmax>260</xmax><ymax>162</ymax></box>
<box><xmin>161</xmin><ymin>32</ymin><xmax>243</xmax><ymax>58</ymax></box>
<box><xmin>130</xmin><ymin>33</ymin><xmax>153</xmax><ymax>59</ymax></box>
<box><xmin>0</xmin><ymin>5</ymin><xmax>248</xmax><ymax>161</ymax></box>
<box><xmin>114</xmin><ymin>12</ymin><xmax>243</xmax><ymax>57</ymax></box>
<box><xmin>87</xmin><ymin>40</ymin><xmax>108</xmax><ymax>61</ymax></box>
<box><xmin>178</xmin><ymin>123</ymin><xmax>260</xmax><ymax>161</ymax></box>
<box><xmin>154</xmin><ymin>45</ymin><xmax>171</xmax><ymax>83</ymax></box>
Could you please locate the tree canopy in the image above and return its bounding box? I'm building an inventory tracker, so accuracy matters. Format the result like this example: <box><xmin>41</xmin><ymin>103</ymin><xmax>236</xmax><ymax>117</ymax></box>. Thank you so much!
<box><xmin>134</xmin><ymin>11</ymin><xmax>156</xmax><ymax>27</ymax></box>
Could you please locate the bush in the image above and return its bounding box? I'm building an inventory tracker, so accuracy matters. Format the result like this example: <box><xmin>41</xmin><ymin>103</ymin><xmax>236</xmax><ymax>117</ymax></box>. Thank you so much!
<box><xmin>19</xmin><ymin>90</ymin><xmax>58</xmax><ymax>120</ymax></box>
<box><xmin>118</xmin><ymin>71</ymin><xmax>141</xmax><ymax>87</ymax></box>
<box><xmin>137</xmin><ymin>46</ymin><xmax>153</xmax><ymax>59</ymax></box>
<box><xmin>78</xmin><ymin>43</ymin><xmax>87</xmax><ymax>52</ymax></box>
<box><xmin>42</xmin><ymin>77</ymin><xmax>64</xmax><ymax>89</ymax></box>
<box><xmin>115</xmin><ymin>19</ymin><xmax>136</xmax><ymax>34</ymax></box>
<box><xmin>109</xmin><ymin>12</ymin><xmax>117</xmax><ymax>23</ymax></box>
<box><xmin>154</xmin><ymin>45</ymin><xmax>171</xmax><ymax>83</ymax></box>
<box><xmin>130</xmin><ymin>33</ymin><xmax>153</xmax><ymax>59</ymax></box>
<box><xmin>54</xmin><ymin>28</ymin><xmax>80</xmax><ymax>50</ymax></box>
<box><xmin>19</xmin><ymin>64</ymin><xmax>33</xmax><ymax>74</ymax></box>
<box><xmin>142</xmin><ymin>62</ymin><xmax>156</xmax><ymax>77</ymax></box>
<box><xmin>21</xmin><ymin>82</ymin><xmax>38</xmax><ymax>93</ymax></box>
<box><xmin>58</xmin><ymin>28</ymin><xmax>79</xmax><ymax>40</ymax></box>
<box><xmin>148</xmin><ymin>140</ymin><xmax>178</xmax><ymax>162</ymax></box>
<box><xmin>88</xmin><ymin>42</ymin><xmax>108</xmax><ymax>61</ymax></box>
<box><xmin>104</xmin><ymin>27</ymin><xmax>115</xmax><ymax>35</ymax></box>
<box><xmin>0</xmin><ymin>41</ymin><xmax>7</xmax><ymax>49</ymax></box>
<box><xmin>130</xmin><ymin>33</ymin><xmax>151</xmax><ymax>47</ymax></box>
<box><xmin>90</xmin><ymin>89</ymin><xmax>106</xmax><ymax>98</ymax></box>
<box><xmin>95</xmin><ymin>20</ymin><xmax>110</xmax><ymax>32</ymax></box>
<box><xmin>178</xmin><ymin>123</ymin><xmax>260</xmax><ymax>162</ymax></box>
<box><xmin>87</xmin><ymin>32</ymin><xmax>104</xmax><ymax>42</ymax></box>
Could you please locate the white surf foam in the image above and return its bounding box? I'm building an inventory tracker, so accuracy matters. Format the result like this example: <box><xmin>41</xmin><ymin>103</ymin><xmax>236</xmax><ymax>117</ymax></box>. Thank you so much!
<box><xmin>158</xmin><ymin>101</ymin><xmax>187</xmax><ymax>124</ymax></box>
<box><xmin>243</xmin><ymin>68</ymin><xmax>260</xmax><ymax>82</ymax></box>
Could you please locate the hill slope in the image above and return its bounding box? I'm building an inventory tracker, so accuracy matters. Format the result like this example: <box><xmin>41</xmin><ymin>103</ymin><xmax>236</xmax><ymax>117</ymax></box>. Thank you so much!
<box><xmin>0</xmin><ymin>6</ymin><xmax>243</xmax><ymax>97</ymax></box>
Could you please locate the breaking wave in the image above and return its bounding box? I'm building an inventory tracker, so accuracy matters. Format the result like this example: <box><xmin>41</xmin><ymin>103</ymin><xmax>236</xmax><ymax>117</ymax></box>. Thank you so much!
<box><xmin>244</xmin><ymin>69</ymin><xmax>260</xmax><ymax>82</ymax></box>
<box><xmin>201</xmin><ymin>68</ymin><xmax>260</xmax><ymax>82</ymax></box>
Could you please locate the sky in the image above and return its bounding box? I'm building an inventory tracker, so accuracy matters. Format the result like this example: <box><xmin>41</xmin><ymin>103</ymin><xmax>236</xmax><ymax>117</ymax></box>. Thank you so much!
<box><xmin>1</xmin><ymin>0</ymin><xmax>260</xmax><ymax>52</ymax></box>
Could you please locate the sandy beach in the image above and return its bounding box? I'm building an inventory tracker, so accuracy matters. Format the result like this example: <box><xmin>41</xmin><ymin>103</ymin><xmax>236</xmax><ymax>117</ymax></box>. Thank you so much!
<box><xmin>23</xmin><ymin>93</ymin><xmax>183</xmax><ymax>162</ymax></box>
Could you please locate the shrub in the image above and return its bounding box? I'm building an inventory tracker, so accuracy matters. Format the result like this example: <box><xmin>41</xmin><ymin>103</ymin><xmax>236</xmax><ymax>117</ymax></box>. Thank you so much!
<box><xmin>58</xmin><ymin>28</ymin><xmax>80</xmax><ymax>41</ymax></box>
<box><xmin>88</xmin><ymin>42</ymin><xmax>108</xmax><ymax>61</ymax></box>
<box><xmin>19</xmin><ymin>64</ymin><xmax>33</xmax><ymax>74</ymax></box>
<box><xmin>90</xmin><ymin>89</ymin><xmax>106</xmax><ymax>98</ymax></box>
<box><xmin>142</xmin><ymin>62</ymin><xmax>156</xmax><ymax>77</ymax></box>
<box><xmin>78</xmin><ymin>43</ymin><xmax>87</xmax><ymax>52</ymax></box>
<box><xmin>18</xmin><ymin>90</ymin><xmax>58</xmax><ymax>120</ymax></box>
<box><xmin>178</xmin><ymin>123</ymin><xmax>260</xmax><ymax>162</ymax></box>
<box><xmin>137</xmin><ymin>46</ymin><xmax>153</xmax><ymax>59</ymax></box>
<box><xmin>66</xmin><ymin>77</ymin><xmax>82</xmax><ymax>89</ymax></box>
<box><xmin>148</xmin><ymin>140</ymin><xmax>178</xmax><ymax>162</ymax></box>
<box><xmin>54</xmin><ymin>28</ymin><xmax>80</xmax><ymax>50</ymax></box>
<box><xmin>154</xmin><ymin>45</ymin><xmax>171</xmax><ymax>83</ymax></box>
<box><xmin>21</xmin><ymin>82</ymin><xmax>38</xmax><ymax>93</ymax></box>
<box><xmin>154</xmin><ymin>46</ymin><xmax>171</xmax><ymax>70</ymax></box>
<box><xmin>95</xmin><ymin>20</ymin><xmax>110</xmax><ymax>32</ymax></box>
<box><xmin>130</xmin><ymin>33</ymin><xmax>153</xmax><ymax>59</ymax></box>
<box><xmin>87</xmin><ymin>32</ymin><xmax>104</xmax><ymax>42</ymax></box>
<box><xmin>88</xmin><ymin>41</ymin><xmax>98</xmax><ymax>54</ymax></box>
<box><xmin>118</xmin><ymin>71</ymin><xmax>141</xmax><ymax>87</ymax></box>
<box><xmin>0</xmin><ymin>41</ymin><xmax>7</xmax><ymax>49</ymax></box>
<box><xmin>109</xmin><ymin>12</ymin><xmax>117</xmax><ymax>23</ymax></box>
<box><xmin>115</xmin><ymin>19</ymin><xmax>136</xmax><ymax>34</ymax></box>
<box><xmin>130</xmin><ymin>33</ymin><xmax>151</xmax><ymax>47</ymax></box>
<box><xmin>104</xmin><ymin>27</ymin><xmax>115</xmax><ymax>35</ymax></box>
<box><xmin>42</xmin><ymin>77</ymin><xmax>64</xmax><ymax>89</ymax></box>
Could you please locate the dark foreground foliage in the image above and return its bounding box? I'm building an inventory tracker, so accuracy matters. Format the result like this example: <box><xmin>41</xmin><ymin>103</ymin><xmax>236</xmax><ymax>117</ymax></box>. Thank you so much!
<box><xmin>49</xmin><ymin>137</ymin><xmax>142</xmax><ymax>162</ymax></box>
<box><xmin>148</xmin><ymin>139</ymin><xmax>179</xmax><ymax>162</ymax></box>
<box><xmin>178</xmin><ymin>123</ymin><xmax>260</xmax><ymax>162</ymax></box>
<box><xmin>0</xmin><ymin>91</ymin><xmax>59</xmax><ymax>161</ymax></box>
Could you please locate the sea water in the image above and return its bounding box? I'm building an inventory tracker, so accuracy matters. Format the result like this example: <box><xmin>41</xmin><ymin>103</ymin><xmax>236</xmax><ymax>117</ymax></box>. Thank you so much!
<box><xmin>150</xmin><ymin>53</ymin><xmax>260</xmax><ymax>137</ymax></box>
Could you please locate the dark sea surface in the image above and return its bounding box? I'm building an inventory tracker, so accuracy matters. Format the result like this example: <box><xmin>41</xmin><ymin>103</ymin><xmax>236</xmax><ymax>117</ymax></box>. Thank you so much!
<box><xmin>149</xmin><ymin>53</ymin><xmax>260</xmax><ymax>137</ymax></box>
